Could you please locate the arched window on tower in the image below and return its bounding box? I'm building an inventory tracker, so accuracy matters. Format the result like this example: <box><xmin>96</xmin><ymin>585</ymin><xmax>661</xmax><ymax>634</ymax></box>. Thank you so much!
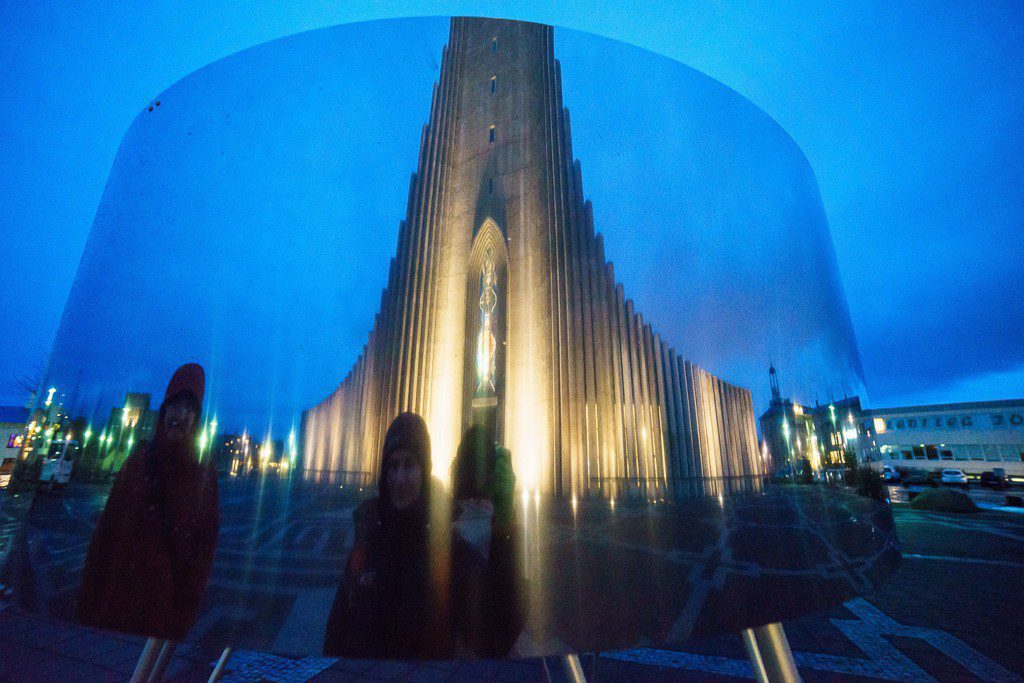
<box><xmin>490</xmin><ymin>75</ymin><xmax>496</xmax><ymax>93</ymax></box>
<box><xmin>476</xmin><ymin>251</ymin><xmax>498</xmax><ymax>397</ymax></box>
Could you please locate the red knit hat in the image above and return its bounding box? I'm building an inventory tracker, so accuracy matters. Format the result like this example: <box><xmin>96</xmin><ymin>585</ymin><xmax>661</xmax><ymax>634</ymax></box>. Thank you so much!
<box><xmin>164</xmin><ymin>363</ymin><xmax>205</xmax><ymax>406</ymax></box>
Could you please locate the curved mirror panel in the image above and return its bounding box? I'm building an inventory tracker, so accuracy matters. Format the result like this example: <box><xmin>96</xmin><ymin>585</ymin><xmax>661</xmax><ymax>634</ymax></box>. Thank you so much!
<box><xmin>0</xmin><ymin>17</ymin><xmax>897</xmax><ymax>659</ymax></box>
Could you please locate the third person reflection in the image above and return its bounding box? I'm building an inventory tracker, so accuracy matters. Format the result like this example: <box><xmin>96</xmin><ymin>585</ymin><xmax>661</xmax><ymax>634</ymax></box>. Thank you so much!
<box><xmin>75</xmin><ymin>363</ymin><xmax>220</xmax><ymax>641</ymax></box>
<box><xmin>323</xmin><ymin>413</ymin><xmax>523</xmax><ymax>658</ymax></box>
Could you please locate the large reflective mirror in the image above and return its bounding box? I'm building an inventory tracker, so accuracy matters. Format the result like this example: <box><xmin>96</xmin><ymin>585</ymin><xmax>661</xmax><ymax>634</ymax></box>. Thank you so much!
<box><xmin>0</xmin><ymin>16</ymin><xmax>898</xmax><ymax>659</ymax></box>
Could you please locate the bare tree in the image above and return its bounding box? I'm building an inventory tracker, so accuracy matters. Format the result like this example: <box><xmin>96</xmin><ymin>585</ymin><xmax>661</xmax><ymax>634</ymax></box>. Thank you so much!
<box><xmin>11</xmin><ymin>354</ymin><xmax>48</xmax><ymax>405</ymax></box>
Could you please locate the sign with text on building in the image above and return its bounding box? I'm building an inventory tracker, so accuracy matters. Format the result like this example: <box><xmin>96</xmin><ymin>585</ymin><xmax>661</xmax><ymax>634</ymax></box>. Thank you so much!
<box><xmin>871</xmin><ymin>411</ymin><xmax>1024</xmax><ymax>434</ymax></box>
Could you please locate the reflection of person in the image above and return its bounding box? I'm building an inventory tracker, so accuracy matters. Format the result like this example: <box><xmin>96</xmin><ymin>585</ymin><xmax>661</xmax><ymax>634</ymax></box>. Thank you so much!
<box><xmin>451</xmin><ymin>424</ymin><xmax>517</xmax><ymax>549</ymax></box>
<box><xmin>75</xmin><ymin>363</ymin><xmax>220</xmax><ymax>640</ymax></box>
<box><xmin>323</xmin><ymin>413</ymin><xmax>523</xmax><ymax>659</ymax></box>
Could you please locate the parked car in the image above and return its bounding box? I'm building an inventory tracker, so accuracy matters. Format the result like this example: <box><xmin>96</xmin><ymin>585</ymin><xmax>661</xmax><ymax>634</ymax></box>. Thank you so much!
<box><xmin>940</xmin><ymin>468</ymin><xmax>969</xmax><ymax>488</ymax></box>
<box><xmin>902</xmin><ymin>469</ymin><xmax>934</xmax><ymax>487</ymax></box>
<box><xmin>980</xmin><ymin>468</ymin><xmax>1009</xmax><ymax>490</ymax></box>
<box><xmin>881</xmin><ymin>465</ymin><xmax>899</xmax><ymax>482</ymax></box>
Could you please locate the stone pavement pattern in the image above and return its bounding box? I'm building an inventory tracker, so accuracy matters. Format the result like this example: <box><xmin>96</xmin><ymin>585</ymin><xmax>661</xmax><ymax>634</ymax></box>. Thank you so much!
<box><xmin>0</xmin><ymin>505</ymin><xmax>1021</xmax><ymax>681</ymax></box>
<box><xmin>5</xmin><ymin>480</ymin><xmax>899</xmax><ymax>654</ymax></box>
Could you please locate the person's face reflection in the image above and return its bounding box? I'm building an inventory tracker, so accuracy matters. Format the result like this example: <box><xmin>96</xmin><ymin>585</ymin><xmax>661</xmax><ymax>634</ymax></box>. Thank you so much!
<box><xmin>387</xmin><ymin>448</ymin><xmax>422</xmax><ymax>510</ymax></box>
<box><xmin>163</xmin><ymin>398</ymin><xmax>197</xmax><ymax>443</ymax></box>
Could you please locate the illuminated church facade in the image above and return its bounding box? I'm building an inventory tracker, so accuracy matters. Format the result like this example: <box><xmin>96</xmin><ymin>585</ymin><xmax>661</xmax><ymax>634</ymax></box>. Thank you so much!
<box><xmin>303</xmin><ymin>17</ymin><xmax>763</xmax><ymax>500</ymax></box>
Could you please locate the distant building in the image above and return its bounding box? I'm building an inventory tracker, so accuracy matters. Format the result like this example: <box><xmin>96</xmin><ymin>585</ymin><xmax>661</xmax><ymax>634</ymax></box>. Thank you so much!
<box><xmin>81</xmin><ymin>392</ymin><xmax>158</xmax><ymax>475</ymax></box>
<box><xmin>808</xmin><ymin>396</ymin><xmax>866</xmax><ymax>469</ymax></box>
<box><xmin>219</xmin><ymin>433</ymin><xmax>291</xmax><ymax>477</ymax></box>
<box><xmin>218</xmin><ymin>433</ymin><xmax>254</xmax><ymax>474</ymax></box>
<box><xmin>758</xmin><ymin>366</ymin><xmax>867</xmax><ymax>473</ymax></box>
<box><xmin>0</xmin><ymin>406</ymin><xmax>30</xmax><ymax>488</ymax></box>
<box><xmin>20</xmin><ymin>389</ymin><xmax>72</xmax><ymax>467</ymax></box>
<box><xmin>108</xmin><ymin>393</ymin><xmax>158</xmax><ymax>443</ymax></box>
<box><xmin>859</xmin><ymin>399</ymin><xmax>1024</xmax><ymax>477</ymax></box>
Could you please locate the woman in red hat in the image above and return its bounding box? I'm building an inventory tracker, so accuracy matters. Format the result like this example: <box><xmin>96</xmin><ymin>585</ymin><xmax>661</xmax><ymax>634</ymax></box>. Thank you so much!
<box><xmin>75</xmin><ymin>363</ymin><xmax>220</xmax><ymax>641</ymax></box>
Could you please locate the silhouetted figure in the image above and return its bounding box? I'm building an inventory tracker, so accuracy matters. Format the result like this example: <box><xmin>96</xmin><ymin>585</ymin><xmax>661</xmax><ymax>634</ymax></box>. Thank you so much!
<box><xmin>76</xmin><ymin>363</ymin><xmax>220</xmax><ymax>640</ymax></box>
<box><xmin>323</xmin><ymin>413</ymin><xmax>522</xmax><ymax>658</ymax></box>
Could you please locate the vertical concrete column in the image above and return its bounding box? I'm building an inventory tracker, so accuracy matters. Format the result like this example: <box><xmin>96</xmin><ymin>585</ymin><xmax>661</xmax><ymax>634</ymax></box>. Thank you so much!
<box><xmin>669</xmin><ymin>351</ymin><xmax>686</xmax><ymax>492</ymax></box>
<box><xmin>644</xmin><ymin>324</ymin><xmax>662</xmax><ymax>493</ymax></box>
<box><xmin>606</xmin><ymin>263</ymin><xmax>625</xmax><ymax>498</ymax></box>
<box><xmin>745</xmin><ymin>390</ymin><xmax>760</xmax><ymax>476</ymax></box>
<box><xmin>623</xmin><ymin>299</ymin><xmax>641</xmax><ymax>495</ymax></box>
<box><xmin>721</xmin><ymin>383</ymin><xmax>735</xmax><ymax>485</ymax></box>
<box><xmin>543</xmin><ymin>40</ymin><xmax>569</xmax><ymax>496</ymax></box>
<box><xmin>660</xmin><ymin>341</ymin><xmax>678</xmax><ymax>493</ymax></box>
<box><xmin>731</xmin><ymin>385</ymin><xmax>744</xmax><ymax>482</ymax></box>
<box><xmin>653</xmin><ymin>335</ymin><xmax>670</xmax><ymax>496</ymax></box>
<box><xmin>408</xmin><ymin>71</ymin><xmax>445</xmax><ymax>413</ymax></box>
<box><xmin>571</xmin><ymin>164</ymin><xmax>599</xmax><ymax>495</ymax></box>
<box><xmin>653</xmin><ymin>333</ymin><xmax>669</xmax><ymax>494</ymax></box>
<box><xmin>701</xmin><ymin>369</ymin><xmax>718</xmax><ymax>481</ymax></box>
<box><xmin>679</xmin><ymin>357</ymin><xmax>695</xmax><ymax>486</ymax></box>
<box><xmin>633</xmin><ymin>315</ymin><xmax>651</xmax><ymax>492</ymax></box>
<box><xmin>589</xmin><ymin>220</ymin><xmax>610</xmax><ymax>494</ymax></box>
<box><xmin>395</xmin><ymin>126</ymin><xmax>428</xmax><ymax>411</ymax></box>
<box><xmin>614</xmin><ymin>283</ymin><xmax>632</xmax><ymax>494</ymax></box>
<box><xmin>739</xmin><ymin>387</ymin><xmax>753</xmax><ymax>480</ymax></box>
<box><xmin>731</xmin><ymin>385</ymin><xmax>743</xmax><ymax>484</ymax></box>
<box><xmin>555</xmin><ymin>97</ymin><xmax>585</xmax><ymax>500</ymax></box>
<box><xmin>385</xmin><ymin>210</ymin><xmax>411</xmax><ymax>426</ymax></box>
<box><xmin>714</xmin><ymin>378</ymin><xmax>728</xmax><ymax>482</ymax></box>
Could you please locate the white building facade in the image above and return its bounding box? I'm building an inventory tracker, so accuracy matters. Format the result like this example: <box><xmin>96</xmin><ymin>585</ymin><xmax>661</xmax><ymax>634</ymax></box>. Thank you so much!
<box><xmin>859</xmin><ymin>399</ymin><xmax>1024</xmax><ymax>478</ymax></box>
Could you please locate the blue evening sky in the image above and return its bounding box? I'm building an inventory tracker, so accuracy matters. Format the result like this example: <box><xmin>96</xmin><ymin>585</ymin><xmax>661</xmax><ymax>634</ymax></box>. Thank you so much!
<box><xmin>2</xmin><ymin>1</ymin><xmax>1022</xmax><ymax>419</ymax></box>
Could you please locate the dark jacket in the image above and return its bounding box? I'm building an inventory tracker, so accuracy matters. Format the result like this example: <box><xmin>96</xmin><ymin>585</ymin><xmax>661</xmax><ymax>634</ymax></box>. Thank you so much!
<box><xmin>322</xmin><ymin>491</ymin><xmax>523</xmax><ymax>659</ymax></box>
<box><xmin>75</xmin><ymin>439</ymin><xmax>220</xmax><ymax>640</ymax></box>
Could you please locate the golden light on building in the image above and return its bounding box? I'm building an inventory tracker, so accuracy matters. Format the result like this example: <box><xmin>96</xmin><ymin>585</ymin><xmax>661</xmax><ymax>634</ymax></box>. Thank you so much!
<box><xmin>300</xmin><ymin>18</ymin><xmax>762</xmax><ymax>501</ymax></box>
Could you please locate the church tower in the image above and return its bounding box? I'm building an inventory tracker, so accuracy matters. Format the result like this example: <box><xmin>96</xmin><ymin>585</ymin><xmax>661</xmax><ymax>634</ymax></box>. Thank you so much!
<box><xmin>303</xmin><ymin>18</ymin><xmax>764</xmax><ymax>500</ymax></box>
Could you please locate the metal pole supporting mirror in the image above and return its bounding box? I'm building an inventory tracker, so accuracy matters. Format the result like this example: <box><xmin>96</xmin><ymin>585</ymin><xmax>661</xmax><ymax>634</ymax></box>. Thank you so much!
<box><xmin>129</xmin><ymin>638</ymin><xmax>164</xmax><ymax>683</ymax></box>
<box><xmin>207</xmin><ymin>647</ymin><xmax>233</xmax><ymax>682</ymax></box>
<box><xmin>742</xmin><ymin>623</ymin><xmax>801</xmax><ymax>683</ymax></box>
<box><xmin>562</xmin><ymin>653</ymin><xmax>587</xmax><ymax>682</ymax></box>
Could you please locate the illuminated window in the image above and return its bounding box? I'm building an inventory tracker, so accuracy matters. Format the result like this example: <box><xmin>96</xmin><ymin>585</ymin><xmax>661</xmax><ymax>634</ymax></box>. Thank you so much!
<box><xmin>476</xmin><ymin>252</ymin><xmax>498</xmax><ymax>395</ymax></box>
<box><xmin>489</xmin><ymin>125</ymin><xmax>495</xmax><ymax>143</ymax></box>
<box><xmin>490</xmin><ymin>76</ymin><xmax>496</xmax><ymax>93</ymax></box>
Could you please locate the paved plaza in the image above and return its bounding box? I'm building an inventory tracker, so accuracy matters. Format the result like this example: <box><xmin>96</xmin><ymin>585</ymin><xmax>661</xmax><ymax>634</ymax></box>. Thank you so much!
<box><xmin>1</xmin><ymin>499</ymin><xmax>1021</xmax><ymax>681</ymax></box>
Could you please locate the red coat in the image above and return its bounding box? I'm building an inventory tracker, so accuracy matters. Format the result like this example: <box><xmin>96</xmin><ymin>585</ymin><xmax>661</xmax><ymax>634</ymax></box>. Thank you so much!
<box><xmin>75</xmin><ymin>441</ymin><xmax>219</xmax><ymax>640</ymax></box>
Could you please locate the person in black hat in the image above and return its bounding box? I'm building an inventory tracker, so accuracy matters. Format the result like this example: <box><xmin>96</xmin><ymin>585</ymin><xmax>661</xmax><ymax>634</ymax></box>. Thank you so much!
<box><xmin>323</xmin><ymin>412</ymin><xmax>523</xmax><ymax>658</ymax></box>
<box><xmin>75</xmin><ymin>363</ymin><xmax>220</xmax><ymax>641</ymax></box>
